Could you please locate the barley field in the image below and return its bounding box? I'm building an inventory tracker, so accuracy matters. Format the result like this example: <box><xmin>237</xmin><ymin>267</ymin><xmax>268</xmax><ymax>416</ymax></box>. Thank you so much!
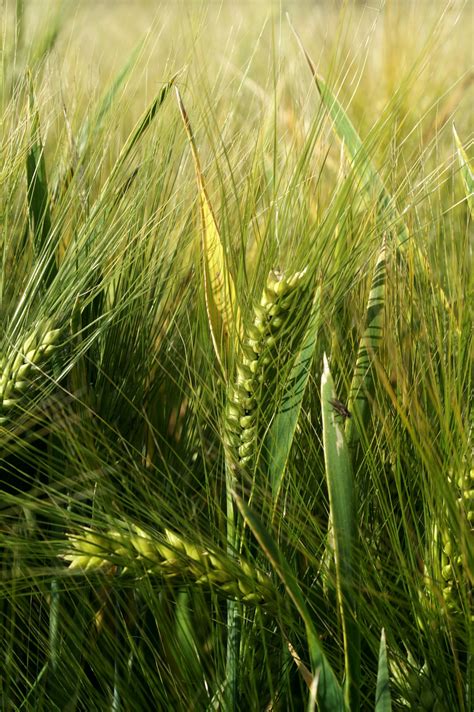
<box><xmin>1</xmin><ymin>1</ymin><xmax>473</xmax><ymax>710</ymax></box>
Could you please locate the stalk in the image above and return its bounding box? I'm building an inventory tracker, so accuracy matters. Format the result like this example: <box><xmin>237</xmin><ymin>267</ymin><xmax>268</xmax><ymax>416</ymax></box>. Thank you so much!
<box><xmin>222</xmin><ymin>267</ymin><xmax>309</xmax><ymax>709</ymax></box>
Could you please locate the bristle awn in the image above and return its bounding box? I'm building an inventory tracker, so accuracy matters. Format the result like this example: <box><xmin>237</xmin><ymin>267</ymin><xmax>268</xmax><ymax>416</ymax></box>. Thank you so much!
<box><xmin>288</xmin><ymin>17</ymin><xmax>457</xmax><ymax>328</ymax></box>
<box><xmin>70</xmin><ymin>72</ymin><xmax>179</xmax><ymax>240</ymax></box>
<box><xmin>51</xmin><ymin>39</ymin><xmax>145</xmax><ymax>205</ymax></box>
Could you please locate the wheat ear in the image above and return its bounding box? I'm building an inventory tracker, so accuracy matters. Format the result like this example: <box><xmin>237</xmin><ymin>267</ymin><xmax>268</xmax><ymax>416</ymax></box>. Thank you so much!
<box><xmin>0</xmin><ymin>322</ymin><xmax>60</xmax><ymax>424</ymax></box>
<box><xmin>223</xmin><ymin>268</ymin><xmax>308</xmax><ymax>474</ymax></box>
<box><xmin>63</xmin><ymin>525</ymin><xmax>274</xmax><ymax>605</ymax></box>
<box><xmin>440</xmin><ymin>467</ymin><xmax>473</xmax><ymax>617</ymax></box>
<box><xmin>391</xmin><ymin>656</ymin><xmax>447</xmax><ymax>711</ymax></box>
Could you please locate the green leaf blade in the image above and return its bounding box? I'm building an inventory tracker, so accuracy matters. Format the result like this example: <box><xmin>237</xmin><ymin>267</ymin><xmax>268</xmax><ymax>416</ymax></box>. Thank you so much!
<box><xmin>233</xmin><ymin>492</ymin><xmax>346</xmax><ymax>712</ymax></box>
<box><xmin>267</xmin><ymin>288</ymin><xmax>321</xmax><ymax>500</ymax></box>
<box><xmin>321</xmin><ymin>354</ymin><xmax>360</xmax><ymax>711</ymax></box>
<box><xmin>375</xmin><ymin>629</ymin><xmax>392</xmax><ymax>712</ymax></box>
<box><xmin>346</xmin><ymin>237</ymin><xmax>388</xmax><ymax>449</ymax></box>
<box><xmin>26</xmin><ymin>84</ymin><xmax>56</xmax><ymax>290</ymax></box>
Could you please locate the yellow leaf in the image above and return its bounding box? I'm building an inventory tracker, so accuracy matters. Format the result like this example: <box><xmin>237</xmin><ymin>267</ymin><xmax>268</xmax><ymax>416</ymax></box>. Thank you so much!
<box><xmin>176</xmin><ymin>88</ymin><xmax>241</xmax><ymax>375</ymax></box>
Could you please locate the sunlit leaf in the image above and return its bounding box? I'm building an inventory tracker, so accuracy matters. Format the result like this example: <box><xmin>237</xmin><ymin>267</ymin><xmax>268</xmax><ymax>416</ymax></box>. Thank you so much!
<box><xmin>176</xmin><ymin>88</ymin><xmax>241</xmax><ymax>376</ymax></box>
<box><xmin>267</xmin><ymin>288</ymin><xmax>321</xmax><ymax>502</ymax></box>
<box><xmin>375</xmin><ymin>629</ymin><xmax>392</xmax><ymax>712</ymax></box>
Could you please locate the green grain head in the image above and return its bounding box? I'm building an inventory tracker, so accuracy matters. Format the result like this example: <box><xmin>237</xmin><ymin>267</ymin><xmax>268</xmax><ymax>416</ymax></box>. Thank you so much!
<box><xmin>223</xmin><ymin>268</ymin><xmax>309</xmax><ymax>475</ymax></box>
<box><xmin>63</xmin><ymin>524</ymin><xmax>274</xmax><ymax>605</ymax></box>
<box><xmin>0</xmin><ymin>321</ymin><xmax>60</xmax><ymax>424</ymax></box>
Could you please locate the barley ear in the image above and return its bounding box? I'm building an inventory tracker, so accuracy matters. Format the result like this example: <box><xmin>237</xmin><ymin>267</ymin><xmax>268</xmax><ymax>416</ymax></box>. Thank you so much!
<box><xmin>439</xmin><ymin>468</ymin><xmax>473</xmax><ymax>619</ymax></box>
<box><xmin>62</xmin><ymin>524</ymin><xmax>274</xmax><ymax>606</ymax></box>
<box><xmin>0</xmin><ymin>322</ymin><xmax>60</xmax><ymax>424</ymax></box>
<box><xmin>223</xmin><ymin>268</ymin><xmax>309</xmax><ymax>476</ymax></box>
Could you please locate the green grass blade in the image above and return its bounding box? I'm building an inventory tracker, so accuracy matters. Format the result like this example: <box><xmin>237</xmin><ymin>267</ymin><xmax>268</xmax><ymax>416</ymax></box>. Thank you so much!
<box><xmin>267</xmin><ymin>288</ymin><xmax>321</xmax><ymax>502</ymax></box>
<box><xmin>52</xmin><ymin>40</ymin><xmax>144</xmax><ymax>202</ymax></box>
<box><xmin>26</xmin><ymin>82</ymin><xmax>56</xmax><ymax>289</ymax></box>
<box><xmin>286</xmin><ymin>15</ymin><xmax>406</xmax><ymax>241</ymax></box>
<box><xmin>345</xmin><ymin>238</ymin><xmax>387</xmax><ymax>449</ymax></box>
<box><xmin>233</xmin><ymin>491</ymin><xmax>346</xmax><ymax>712</ymax></box>
<box><xmin>375</xmin><ymin>629</ymin><xmax>392</xmax><ymax>712</ymax></box>
<box><xmin>321</xmin><ymin>354</ymin><xmax>360</xmax><ymax>711</ymax></box>
<box><xmin>103</xmin><ymin>72</ymin><xmax>178</xmax><ymax>191</ymax></box>
<box><xmin>27</xmin><ymin>5</ymin><xmax>63</xmax><ymax>70</ymax></box>
<box><xmin>453</xmin><ymin>123</ymin><xmax>474</xmax><ymax>219</ymax></box>
<box><xmin>288</xmin><ymin>19</ymin><xmax>455</xmax><ymax>325</ymax></box>
<box><xmin>79</xmin><ymin>41</ymin><xmax>144</xmax><ymax>158</ymax></box>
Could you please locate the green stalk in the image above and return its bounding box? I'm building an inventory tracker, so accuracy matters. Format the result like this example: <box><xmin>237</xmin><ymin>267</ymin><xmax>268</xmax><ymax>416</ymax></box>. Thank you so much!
<box><xmin>222</xmin><ymin>268</ymin><xmax>310</xmax><ymax>707</ymax></box>
<box><xmin>225</xmin><ymin>466</ymin><xmax>240</xmax><ymax>711</ymax></box>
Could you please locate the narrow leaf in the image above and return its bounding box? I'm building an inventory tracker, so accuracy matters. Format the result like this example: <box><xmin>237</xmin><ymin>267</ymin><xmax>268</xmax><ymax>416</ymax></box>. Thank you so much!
<box><xmin>453</xmin><ymin>123</ymin><xmax>474</xmax><ymax>219</ymax></box>
<box><xmin>26</xmin><ymin>82</ymin><xmax>56</xmax><ymax>289</ymax></box>
<box><xmin>111</xmin><ymin>74</ymin><xmax>178</xmax><ymax>180</ymax></box>
<box><xmin>321</xmin><ymin>354</ymin><xmax>360</xmax><ymax>711</ymax></box>
<box><xmin>375</xmin><ymin>629</ymin><xmax>392</xmax><ymax>712</ymax></box>
<box><xmin>345</xmin><ymin>237</ymin><xmax>387</xmax><ymax>449</ymax></box>
<box><xmin>267</xmin><ymin>287</ymin><xmax>321</xmax><ymax>501</ymax></box>
<box><xmin>176</xmin><ymin>88</ymin><xmax>241</xmax><ymax>374</ymax></box>
<box><xmin>79</xmin><ymin>41</ymin><xmax>144</xmax><ymax>157</ymax></box>
<box><xmin>52</xmin><ymin>40</ymin><xmax>144</xmax><ymax>203</ymax></box>
<box><xmin>233</xmin><ymin>491</ymin><xmax>346</xmax><ymax>712</ymax></box>
<box><xmin>287</xmin><ymin>16</ymin><xmax>406</xmax><ymax>241</ymax></box>
<box><xmin>288</xmin><ymin>17</ymin><xmax>455</xmax><ymax>323</ymax></box>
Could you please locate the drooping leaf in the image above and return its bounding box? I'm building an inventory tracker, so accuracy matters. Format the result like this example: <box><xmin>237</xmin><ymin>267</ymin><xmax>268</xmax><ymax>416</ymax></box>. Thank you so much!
<box><xmin>321</xmin><ymin>354</ymin><xmax>360</xmax><ymax>711</ymax></box>
<box><xmin>453</xmin><ymin>123</ymin><xmax>474</xmax><ymax>219</ymax></box>
<box><xmin>176</xmin><ymin>88</ymin><xmax>241</xmax><ymax>376</ymax></box>
<box><xmin>233</xmin><ymin>491</ymin><xmax>346</xmax><ymax>712</ymax></box>
<box><xmin>176</xmin><ymin>85</ymin><xmax>243</xmax><ymax>708</ymax></box>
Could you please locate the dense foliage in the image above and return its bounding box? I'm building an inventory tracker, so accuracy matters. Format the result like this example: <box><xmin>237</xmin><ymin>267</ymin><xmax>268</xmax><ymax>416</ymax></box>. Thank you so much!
<box><xmin>1</xmin><ymin>2</ymin><xmax>472</xmax><ymax>710</ymax></box>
